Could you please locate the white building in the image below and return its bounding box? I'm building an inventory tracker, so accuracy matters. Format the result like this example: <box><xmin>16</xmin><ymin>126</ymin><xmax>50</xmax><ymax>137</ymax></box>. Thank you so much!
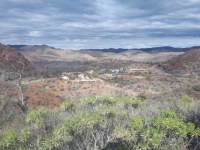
<box><xmin>110</xmin><ymin>69</ymin><xmax>120</xmax><ymax>73</ymax></box>
<box><xmin>86</xmin><ymin>70</ymin><xmax>94</xmax><ymax>74</ymax></box>
<box><xmin>78</xmin><ymin>74</ymin><xmax>96</xmax><ymax>82</ymax></box>
<box><xmin>62</xmin><ymin>76</ymin><xmax>69</xmax><ymax>81</ymax></box>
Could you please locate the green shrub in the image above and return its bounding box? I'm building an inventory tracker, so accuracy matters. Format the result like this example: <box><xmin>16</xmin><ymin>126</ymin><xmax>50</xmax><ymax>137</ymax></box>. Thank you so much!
<box><xmin>97</xmin><ymin>105</ymin><xmax>127</xmax><ymax>119</ymax></box>
<box><xmin>60</xmin><ymin>100</ymin><xmax>76</xmax><ymax>111</ymax></box>
<box><xmin>25</xmin><ymin>106</ymin><xmax>49</xmax><ymax>127</ymax></box>
<box><xmin>1</xmin><ymin>95</ymin><xmax>200</xmax><ymax>150</ymax></box>
<box><xmin>180</xmin><ymin>95</ymin><xmax>194</xmax><ymax>104</ymax></box>
<box><xmin>152</xmin><ymin>110</ymin><xmax>197</xmax><ymax>137</ymax></box>
<box><xmin>128</xmin><ymin>116</ymin><xmax>143</xmax><ymax>131</ymax></box>
<box><xmin>0</xmin><ymin>129</ymin><xmax>18</xmax><ymax>149</ymax></box>
<box><xmin>113</xmin><ymin>126</ymin><xmax>134</xmax><ymax>141</ymax></box>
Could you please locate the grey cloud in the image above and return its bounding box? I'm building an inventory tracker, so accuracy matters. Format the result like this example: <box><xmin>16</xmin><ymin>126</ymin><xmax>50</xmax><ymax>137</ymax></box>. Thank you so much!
<box><xmin>1</xmin><ymin>0</ymin><xmax>200</xmax><ymax>49</ymax></box>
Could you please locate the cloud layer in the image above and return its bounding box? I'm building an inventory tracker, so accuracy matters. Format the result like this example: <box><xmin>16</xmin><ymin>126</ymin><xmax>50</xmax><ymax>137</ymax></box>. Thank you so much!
<box><xmin>1</xmin><ymin>0</ymin><xmax>200</xmax><ymax>49</ymax></box>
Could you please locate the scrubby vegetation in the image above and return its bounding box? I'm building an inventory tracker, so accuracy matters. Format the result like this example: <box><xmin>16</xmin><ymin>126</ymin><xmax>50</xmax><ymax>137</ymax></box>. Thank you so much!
<box><xmin>0</xmin><ymin>95</ymin><xmax>200</xmax><ymax>150</ymax></box>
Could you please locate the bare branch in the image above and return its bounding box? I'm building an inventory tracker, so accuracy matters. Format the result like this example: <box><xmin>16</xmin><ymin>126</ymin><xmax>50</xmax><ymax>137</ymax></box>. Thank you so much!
<box><xmin>5</xmin><ymin>55</ymin><xmax>27</xmax><ymax>113</ymax></box>
<box><xmin>6</xmin><ymin>55</ymin><xmax>25</xmax><ymax>73</ymax></box>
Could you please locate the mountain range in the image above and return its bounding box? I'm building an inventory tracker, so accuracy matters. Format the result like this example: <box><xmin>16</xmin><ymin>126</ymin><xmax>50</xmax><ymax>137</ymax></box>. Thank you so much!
<box><xmin>3</xmin><ymin>43</ymin><xmax>200</xmax><ymax>74</ymax></box>
<box><xmin>8</xmin><ymin>44</ymin><xmax>190</xmax><ymax>63</ymax></box>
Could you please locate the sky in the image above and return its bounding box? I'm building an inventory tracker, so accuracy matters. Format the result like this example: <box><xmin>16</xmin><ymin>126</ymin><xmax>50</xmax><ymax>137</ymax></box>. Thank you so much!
<box><xmin>1</xmin><ymin>0</ymin><xmax>200</xmax><ymax>49</ymax></box>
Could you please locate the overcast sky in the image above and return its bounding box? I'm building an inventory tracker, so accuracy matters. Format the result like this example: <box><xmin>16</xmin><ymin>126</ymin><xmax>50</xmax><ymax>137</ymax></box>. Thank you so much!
<box><xmin>1</xmin><ymin>0</ymin><xmax>200</xmax><ymax>49</ymax></box>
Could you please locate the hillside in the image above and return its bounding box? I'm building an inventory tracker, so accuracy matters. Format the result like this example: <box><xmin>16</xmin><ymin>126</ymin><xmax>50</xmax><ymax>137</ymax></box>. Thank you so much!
<box><xmin>0</xmin><ymin>43</ymin><xmax>34</xmax><ymax>71</ymax></box>
<box><xmin>10</xmin><ymin>45</ymin><xmax>97</xmax><ymax>62</ymax></box>
<box><xmin>164</xmin><ymin>49</ymin><xmax>200</xmax><ymax>74</ymax></box>
<box><xmin>10</xmin><ymin>45</ymin><xmax>184</xmax><ymax>64</ymax></box>
<box><xmin>109</xmin><ymin>50</ymin><xmax>183</xmax><ymax>62</ymax></box>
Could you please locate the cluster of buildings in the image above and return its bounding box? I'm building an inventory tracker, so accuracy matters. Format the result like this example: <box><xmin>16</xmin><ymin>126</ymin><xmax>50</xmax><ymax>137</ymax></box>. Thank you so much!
<box><xmin>61</xmin><ymin>72</ymin><xmax>96</xmax><ymax>82</ymax></box>
<box><xmin>61</xmin><ymin>67</ymin><xmax>149</xmax><ymax>83</ymax></box>
<box><xmin>78</xmin><ymin>74</ymin><xmax>96</xmax><ymax>82</ymax></box>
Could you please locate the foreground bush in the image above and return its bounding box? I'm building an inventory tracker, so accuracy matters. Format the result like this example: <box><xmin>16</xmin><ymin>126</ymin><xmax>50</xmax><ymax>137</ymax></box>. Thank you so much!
<box><xmin>0</xmin><ymin>95</ymin><xmax>200</xmax><ymax>150</ymax></box>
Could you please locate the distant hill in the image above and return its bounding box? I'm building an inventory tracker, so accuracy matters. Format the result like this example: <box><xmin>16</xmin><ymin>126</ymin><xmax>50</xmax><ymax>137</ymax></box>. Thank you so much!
<box><xmin>82</xmin><ymin>46</ymin><xmax>200</xmax><ymax>53</ymax></box>
<box><xmin>8</xmin><ymin>44</ymin><xmax>200</xmax><ymax>53</ymax></box>
<box><xmin>83</xmin><ymin>48</ymin><xmax>129</xmax><ymax>53</ymax></box>
<box><xmin>7</xmin><ymin>44</ymin><xmax>188</xmax><ymax>63</ymax></box>
<box><xmin>164</xmin><ymin>49</ymin><xmax>200</xmax><ymax>74</ymax></box>
<box><xmin>8</xmin><ymin>44</ymin><xmax>97</xmax><ymax>62</ymax></box>
<box><xmin>8</xmin><ymin>44</ymin><xmax>58</xmax><ymax>50</ymax></box>
<box><xmin>7</xmin><ymin>45</ymin><xmax>27</xmax><ymax>49</ymax></box>
<box><xmin>0</xmin><ymin>43</ymin><xmax>34</xmax><ymax>72</ymax></box>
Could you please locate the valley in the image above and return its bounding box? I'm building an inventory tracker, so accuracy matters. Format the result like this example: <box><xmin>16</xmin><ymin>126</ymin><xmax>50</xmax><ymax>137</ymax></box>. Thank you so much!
<box><xmin>1</xmin><ymin>43</ymin><xmax>200</xmax><ymax>109</ymax></box>
<box><xmin>0</xmin><ymin>43</ymin><xmax>200</xmax><ymax>150</ymax></box>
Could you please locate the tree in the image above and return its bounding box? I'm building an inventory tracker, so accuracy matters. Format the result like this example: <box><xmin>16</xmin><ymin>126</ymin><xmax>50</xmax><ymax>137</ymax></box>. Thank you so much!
<box><xmin>6</xmin><ymin>55</ymin><xmax>27</xmax><ymax>113</ymax></box>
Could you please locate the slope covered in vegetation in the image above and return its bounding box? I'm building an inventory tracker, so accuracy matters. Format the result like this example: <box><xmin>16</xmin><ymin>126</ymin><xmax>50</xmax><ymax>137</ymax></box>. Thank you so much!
<box><xmin>164</xmin><ymin>49</ymin><xmax>200</xmax><ymax>74</ymax></box>
<box><xmin>0</xmin><ymin>43</ymin><xmax>34</xmax><ymax>72</ymax></box>
<box><xmin>0</xmin><ymin>95</ymin><xmax>200</xmax><ymax>150</ymax></box>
